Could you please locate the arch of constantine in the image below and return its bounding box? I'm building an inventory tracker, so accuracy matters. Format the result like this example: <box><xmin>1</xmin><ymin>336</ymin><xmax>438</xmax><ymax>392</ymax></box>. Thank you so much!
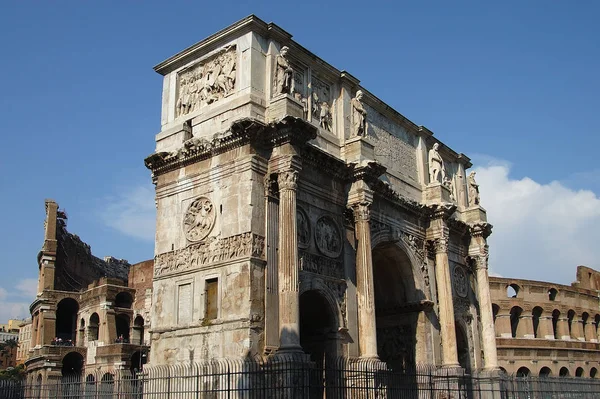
<box><xmin>144</xmin><ymin>14</ymin><xmax>498</xmax><ymax>373</ymax></box>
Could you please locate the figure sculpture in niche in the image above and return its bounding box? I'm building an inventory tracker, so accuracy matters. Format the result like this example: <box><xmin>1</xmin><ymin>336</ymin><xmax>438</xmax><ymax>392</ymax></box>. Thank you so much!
<box><xmin>319</xmin><ymin>101</ymin><xmax>332</xmax><ymax>131</ymax></box>
<box><xmin>351</xmin><ymin>90</ymin><xmax>367</xmax><ymax>137</ymax></box>
<box><xmin>468</xmin><ymin>171</ymin><xmax>480</xmax><ymax>206</ymax></box>
<box><xmin>428</xmin><ymin>143</ymin><xmax>446</xmax><ymax>184</ymax></box>
<box><xmin>443</xmin><ymin>176</ymin><xmax>455</xmax><ymax>202</ymax></box>
<box><xmin>276</xmin><ymin>46</ymin><xmax>293</xmax><ymax>94</ymax></box>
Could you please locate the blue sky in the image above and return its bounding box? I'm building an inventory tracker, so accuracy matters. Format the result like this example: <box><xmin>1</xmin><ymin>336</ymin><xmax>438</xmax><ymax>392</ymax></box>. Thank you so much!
<box><xmin>1</xmin><ymin>1</ymin><xmax>599</xmax><ymax>320</ymax></box>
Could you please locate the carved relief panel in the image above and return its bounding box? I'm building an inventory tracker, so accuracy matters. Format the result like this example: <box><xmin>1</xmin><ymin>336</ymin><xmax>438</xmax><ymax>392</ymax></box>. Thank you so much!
<box><xmin>452</xmin><ymin>264</ymin><xmax>468</xmax><ymax>299</ymax></box>
<box><xmin>175</xmin><ymin>46</ymin><xmax>236</xmax><ymax>118</ymax></box>
<box><xmin>311</xmin><ymin>77</ymin><xmax>333</xmax><ymax>132</ymax></box>
<box><xmin>297</xmin><ymin>208</ymin><xmax>310</xmax><ymax>249</ymax></box>
<box><xmin>183</xmin><ymin>197</ymin><xmax>216</xmax><ymax>242</ymax></box>
<box><xmin>315</xmin><ymin>216</ymin><xmax>342</xmax><ymax>258</ymax></box>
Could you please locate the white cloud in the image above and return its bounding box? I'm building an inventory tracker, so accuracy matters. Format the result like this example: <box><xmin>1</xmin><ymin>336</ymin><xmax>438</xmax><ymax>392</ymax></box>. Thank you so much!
<box><xmin>16</xmin><ymin>278</ymin><xmax>38</xmax><ymax>299</ymax></box>
<box><xmin>0</xmin><ymin>302</ymin><xmax>30</xmax><ymax>322</ymax></box>
<box><xmin>474</xmin><ymin>160</ymin><xmax>600</xmax><ymax>285</ymax></box>
<box><xmin>100</xmin><ymin>185</ymin><xmax>156</xmax><ymax>241</ymax></box>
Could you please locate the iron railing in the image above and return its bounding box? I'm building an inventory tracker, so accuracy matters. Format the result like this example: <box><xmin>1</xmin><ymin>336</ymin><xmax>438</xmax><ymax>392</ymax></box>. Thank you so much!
<box><xmin>6</xmin><ymin>356</ymin><xmax>600</xmax><ymax>398</ymax></box>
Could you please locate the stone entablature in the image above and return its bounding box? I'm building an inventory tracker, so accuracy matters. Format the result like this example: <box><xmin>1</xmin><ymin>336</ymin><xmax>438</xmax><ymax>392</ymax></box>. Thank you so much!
<box><xmin>151</xmin><ymin>15</ymin><xmax>476</xmax><ymax>212</ymax></box>
<box><xmin>490</xmin><ymin>268</ymin><xmax>600</xmax><ymax>378</ymax></box>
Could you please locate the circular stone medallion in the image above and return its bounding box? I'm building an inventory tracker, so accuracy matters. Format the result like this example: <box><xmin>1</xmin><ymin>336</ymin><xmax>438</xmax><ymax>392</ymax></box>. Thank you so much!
<box><xmin>314</xmin><ymin>216</ymin><xmax>342</xmax><ymax>258</ymax></box>
<box><xmin>183</xmin><ymin>197</ymin><xmax>215</xmax><ymax>242</ymax></box>
<box><xmin>452</xmin><ymin>265</ymin><xmax>468</xmax><ymax>298</ymax></box>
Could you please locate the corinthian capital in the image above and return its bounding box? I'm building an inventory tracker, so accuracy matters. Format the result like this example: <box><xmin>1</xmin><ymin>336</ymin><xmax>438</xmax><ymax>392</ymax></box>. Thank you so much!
<box><xmin>351</xmin><ymin>202</ymin><xmax>371</xmax><ymax>222</ymax></box>
<box><xmin>433</xmin><ymin>236</ymin><xmax>449</xmax><ymax>254</ymax></box>
<box><xmin>277</xmin><ymin>170</ymin><xmax>298</xmax><ymax>191</ymax></box>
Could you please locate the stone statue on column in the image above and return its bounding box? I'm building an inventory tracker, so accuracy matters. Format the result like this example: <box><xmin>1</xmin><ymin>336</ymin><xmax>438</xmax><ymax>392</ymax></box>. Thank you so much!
<box><xmin>351</xmin><ymin>90</ymin><xmax>367</xmax><ymax>137</ymax></box>
<box><xmin>468</xmin><ymin>171</ymin><xmax>480</xmax><ymax>206</ymax></box>
<box><xmin>428</xmin><ymin>143</ymin><xmax>445</xmax><ymax>184</ymax></box>
<box><xmin>276</xmin><ymin>46</ymin><xmax>294</xmax><ymax>94</ymax></box>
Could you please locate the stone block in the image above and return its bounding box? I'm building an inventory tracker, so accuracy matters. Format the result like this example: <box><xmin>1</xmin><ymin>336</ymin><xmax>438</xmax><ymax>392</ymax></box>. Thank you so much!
<box><xmin>342</xmin><ymin>136</ymin><xmax>375</xmax><ymax>164</ymax></box>
<box><xmin>461</xmin><ymin>205</ymin><xmax>488</xmax><ymax>223</ymax></box>
<box><xmin>425</xmin><ymin>182</ymin><xmax>452</xmax><ymax>205</ymax></box>
<box><xmin>265</xmin><ymin>95</ymin><xmax>304</xmax><ymax>122</ymax></box>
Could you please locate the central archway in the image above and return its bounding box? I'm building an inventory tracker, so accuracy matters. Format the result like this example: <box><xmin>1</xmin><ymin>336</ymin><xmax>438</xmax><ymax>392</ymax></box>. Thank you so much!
<box><xmin>299</xmin><ymin>290</ymin><xmax>338</xmax><ymax>366</ymax></box>
<box><xmin>372</xmin><ymin>242</ymin><xmax>424</xmax><ymax>371</ymax></box>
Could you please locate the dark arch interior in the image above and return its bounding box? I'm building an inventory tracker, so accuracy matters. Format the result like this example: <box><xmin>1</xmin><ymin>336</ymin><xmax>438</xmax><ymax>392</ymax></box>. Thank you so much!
<box><xmin>456</xmin><ymin>324</ymin><xmax>471</xmax><ymax>373</ymax></box>
<box><xmin>591</xmin><ymin>368</ymin><xmax>597</xmax><ymax>378</ymax></box>
<box><xmin>576</xmin><ymin>367</ymin><xmax>584</xmax><ymax>377</ymax></box>
<box><xmin>130</xmin><ymin>350</ymin><xmax>148</xmax><ymax>373</ymax></box>
<box><xmin>88</xmin><ymin>313</ymin><xmax>100</xmax><ymax>341</ymax></box>
<box><xmin>373</xmin><ymin>243</ymin><xmax>420</xmax><ymax>372</ymax></box>
<box><xmin>61</xmin><ymin>352</ymin><xmax>83</xmax><ymax>377</ymax></box>
<box><xmin>552</xmin><ymin>310</ymin><xmax>560</xmax><ymax>339</ymax></box>
<box><xmin>532</xmin><ymin>307</ymin><xmax>543</xmax><ymax>338</ymax></box>
<box><xmin>516</xmin><ymin>367</ymin><xmax>530</xmax><ymax>377</ymax></box>
<box><xmin>115</xmin><ymin>292</ymin><xmax>133</xmax><ymax>309</ymax></box>
<box><xmin>510</xmin><ymin>307</ymin><xmax>522</xmax><ymax>338</ymax></box>
<box><xmin>299</xmin><ymin>290</ymin><xmax>337</xmax><ymax>365</ymax></box>
<box><xmin>560</xmin><ymin>367</ymin><xmax>570</xmax><ymax>377</ymax></box>
<box><xmin>116</xmin><ymin>314</ymin><xmax>130</xmax><ymax>341</ymax></box>
<box><xmin>132</xmin><ymin>315</ymin><xmax>145</xmax><ymax>345</ymax></box>
<box><xmin>539</xmin><ymin>367</ymin><xmax>552</xmax><ymax>377</ymax></box>
<box><xmin>56</xmin><ymin>298</ymin><xmax>79</xmax><ymax>342</ymax></box>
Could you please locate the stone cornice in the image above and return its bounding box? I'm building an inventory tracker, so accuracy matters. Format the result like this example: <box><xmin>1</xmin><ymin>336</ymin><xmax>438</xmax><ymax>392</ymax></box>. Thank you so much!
<box><xmin>259</xmin><ymin>116</ymin><xmax>317</xmax><ymax>148</ymax></box>
<box><xmin>470</xmin><ymin>222</ymin><xmax>493</xmax><ymax>239</ymax></box>
<box><xmin>428</xmin><ymin>203</ymin><xmax>457</xmax><ymax>221</ymax></box>
<box><xmin>301</xmin><ymin>144</ymin><xmax>351</xmax><ymax>181</ymax></box>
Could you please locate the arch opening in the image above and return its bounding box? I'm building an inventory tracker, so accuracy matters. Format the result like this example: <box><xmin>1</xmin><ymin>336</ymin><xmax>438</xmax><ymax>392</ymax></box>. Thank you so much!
<box><xmin>548</xmin><ymin>288</ymin><xmax>558</xmax><ymax>301</ymax></box>
<box><xmin>456</xmin><ymin>323</ymin><xmax>472</xmax><ymax>373</ymax></box>
<box><xmin>507</xmin><ymin>284</ymin><xmax>519</xmax><ymax>298</ymax></box>
<box><xmin>299</xmin><ymin>290</ymin><xmax>338</xmax><ymax>366</ymax></box>
<box><xmin>516</xmin><ymin>367</ymin><xmax>530</xmax><ymax>377</ymax></box>
<box><xmin>115</xmin><ymin>292</ymin><xmax>133</xmax><ymax>309</ymax></box>
<box><xmin>116</xmin><ymin>314</ymin><xmax>130</xmax><ymax>343</ymax></box>
<box><xmin>372</xmin><ymin>243</ymin><xmax>422</xmax><ymax>371</ymax></box>
<box><xmin>576</xmin><ymin>367</ymin><xmax>584</xmax><ymax>377</ymax></box>
<box><xmin>559</xmin><ymin>367</ymin><xmax>570</xmax><ymax>377</ymax></box>
<box><xmin>552</xmin><ymin>310</ymin><xmax>560</xmax><ymax>339</ymax></box>
<box><xmin>510</xmin><ymin>306</ymin><xmax>523</xmax><ymax>338</ymax></box>
<box><xmin>132</xmin><ymin>315</ymin><xmax>145</xmax><ymax>345</ymax></box>
<box><xmin>532</xmin><ymin>307</ymin><xmax>543</xmax><ymax>338</ymax></box>
<box><xmin>56</xmin><ymin>298</ymin><xmax>79</xmax><ymax>343</ymax></box>
<box><xmin>539</xmin><ymin>367</ymin><xmax>552</xmax><ymax>378</ymax></box>
<box><xmin>88</xmin><ymin>313</ymin><xmax>99</xmax><ymax>341</ymax></box>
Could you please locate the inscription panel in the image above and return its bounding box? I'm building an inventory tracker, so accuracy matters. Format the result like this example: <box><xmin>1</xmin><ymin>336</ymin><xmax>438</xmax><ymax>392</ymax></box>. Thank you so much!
<box><xmin>367</xmin><ymin>105</ymin><xmax>418</xmax><ymax>183</ymax></box>
<box><xmin>177</xmin><ymin>283</ymin><xmax>192</xmax><ymax>324</ymax></box>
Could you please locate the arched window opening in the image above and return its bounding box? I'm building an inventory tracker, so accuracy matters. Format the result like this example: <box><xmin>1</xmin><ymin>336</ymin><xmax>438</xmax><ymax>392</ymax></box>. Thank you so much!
<box><xmin>552</xmin><ymin>310</ymin><xmax>560</xmax><ymax>339</ymax></box>
<box><xmin>567</xmin><ymin>309</ymin><xmax>576</xmax><ymax>339</ymax></box>
<box><xmin>492</xmin><ymin>304</ymin><xmax>500</xmax><ymax>324</ymax></box>
<box><xmin>539</xmin><ymin>367</ymin><xmax>552</xmax><ymax>378</ymax></box>
<box><xmin>532</xmin><ymin>307</ymin><xmax>543</xmax><ymax>338</ymax></box>
<box><xmin>548</xmin><ymin>288</ymin><xmax>558</xmax><ymax>301</ymax></box>
<box><xmin>576</xmin><ymin>367</ymin><xmax>584</xmax><ymax>377</ymax></box>
<box><xmin>582</xmin><ymin>313</ymin><xmax>590</xmax><ymax>341</ymax></box>
<box><xmin>507</xmin><ymin>284</ymin><xmax>520</xmax><ymax>298</ymax></box>
<box><xmin>55</xmin><ymin>298</ymin><xmax>79</xmax><ymax>344</ymax></box>
<box><xmin>114</xmin><ymin>292</ymin><xmax>133</xmax><ymax>309</ymax></box>
<box><xmin>516</xmin><ymin>367</ymin><xmax>530</xmax><ymax>377</ymax></box>
<box><xmin>116</xmin><ymin>314</ymin><xmax>130</xmax><ymax>343</ymax></box>
<box><xmin>559</xmin><ymin>367</ymin><xmax>570</xmax><ymax>377</ymax></box>
<box><xmin>591</xmin><ymin>368</ymin><xmax>598</xmax><ymax>378</ymax></box>
<box><xmin>510</xmin><ymin>306</ymin><xmax>523</xmax><ymax>338</ymax></box>
<box><xmin>132</xmin><ymin>315</ymin><xmax>145</xmax><ymax>345</ymax></box>
<box><xmin>88</xmin><ymin>313</ymin><xmax>99</xmax><ymax>341</ymax></box>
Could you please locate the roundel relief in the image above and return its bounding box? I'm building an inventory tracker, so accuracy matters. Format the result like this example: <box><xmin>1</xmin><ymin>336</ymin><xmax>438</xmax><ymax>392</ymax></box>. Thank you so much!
<box><xmin>183</xmin><ymin>197</ymin><xmax>215</xmax><ymax>242</ymax></box>
<box><xmin>315</xmin><ymin>216</ymin><xmax>342</xmax><ymax>258</ymax></box>
<box><xmin>297</xmin><ymin>208</ymin><xmax>310</xmax><ymax>249</ymax></box>
<box><xmin>452</xmin><ymin>265</ymin><xmax>468</xmax><ymax>298</ymax></box>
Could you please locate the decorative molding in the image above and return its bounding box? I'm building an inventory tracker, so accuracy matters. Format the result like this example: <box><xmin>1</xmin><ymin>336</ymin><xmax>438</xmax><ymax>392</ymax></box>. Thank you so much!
<box><xmin>452</xmin><ymin>265</ymin><xmax>468</xmax><ymax>298</ymax></box>
<box><xmin>299</xmin><ymin>250</ymin><xmax>343</xmax><ymax>279</ymax></box>
<box><xmin>351</xmin><ymin>202</ymin><xmax>370</xmax><ymax>222</ymax></box>
<box><xmin>154</xmin><ymin>233</ymin><xmax>265</xmax><ymax>278</ymax></box>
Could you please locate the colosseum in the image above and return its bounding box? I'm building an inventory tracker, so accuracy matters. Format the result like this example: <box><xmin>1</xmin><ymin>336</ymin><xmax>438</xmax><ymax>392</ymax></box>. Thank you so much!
<box><xmin>490</xmin><ymin>266</ymin><xmax>600</xmax><ymax>378</ymax></box>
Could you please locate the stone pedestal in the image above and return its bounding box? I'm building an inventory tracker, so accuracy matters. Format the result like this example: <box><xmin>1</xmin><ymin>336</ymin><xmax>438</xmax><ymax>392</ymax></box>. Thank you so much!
<box><xmin>425</xmin><ymin>182</ymin><xmax>452</xmax><ymax>205</ymax></box>
<box><xmin>461</xmin><ymin>205</ymin><xmax>488</xmax><ymax>223</ymax></box>
<box><xmin>540</xmin><ymin>316</ymin><xmax>555</xmax><ymax>339</ymax></box>
<box><xmin>342</xmin><ymin>136</ymin><xmax>375</xmax><ymax>164</ymax></box>
<box><xmin>517</xmin><ymin>315</ymin><xmax>534</xmax><ymax>338</ymax></box>
<box><xmin>496</xmin><ymin>314</ymin><xmax>512</xmax><ymax>338</ymax></box>
<box><xmin>266</xmin><ymin>95</ymin><xmax>305</xmax><ymax>123</ymax></box>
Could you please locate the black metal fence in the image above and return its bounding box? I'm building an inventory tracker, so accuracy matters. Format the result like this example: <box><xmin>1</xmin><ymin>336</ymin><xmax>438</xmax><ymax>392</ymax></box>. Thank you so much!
<box><xmin>6</xmin><ymin>356</ymin><xmax>600</xmax><ymax>398</ymax></box>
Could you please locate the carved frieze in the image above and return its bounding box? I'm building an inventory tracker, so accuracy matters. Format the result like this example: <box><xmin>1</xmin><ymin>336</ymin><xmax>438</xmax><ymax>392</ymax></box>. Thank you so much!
<box><xmin>297</xmin><ymin>208</ymin><xmax>310</xmax><ymax>249</ymax></box>
<box><xmin>400</xmin><ymin>232</ymin><xmax>430</xmax><ymax>288</ymax></box>
<box><xmin>452</xmin><ymin>265</ymin><xmax>468</xmax><ymax>298</ymax></box>
<box><xmin>183</xmin><ymin>197</ymin><xmax>215</xmax><ymax>242</ymax></box>
<box><xmin>176</xmin><ymin>46</ymin><xmax>236</xmax><ymax>117</ymax></box>
<box><xmin>315</xmin><ymin>216</ymin><xmax>342</xmax><ymax>258</ymax></box>
<box><xmin>299</xmin><ymin>250</ymin><xmax>343</xmax><ymax>279</ymax></box>
<box><xmin>154</xmin><ymin>233</ymin><xmax>265</xmax><ymax>278</ymax></box>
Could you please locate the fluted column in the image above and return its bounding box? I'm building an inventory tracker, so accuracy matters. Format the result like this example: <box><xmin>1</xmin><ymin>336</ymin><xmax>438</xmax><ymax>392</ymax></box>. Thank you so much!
<box><xmin>351</xmin><ymin>201</ymin><xmax>378</xmax><ymax>358</ymax></box>
<box><xmin>472</xmin><ymin>253</ymin><xmax>498</xmax><ymax>369</ymax></box>
<box><xmin>277</xmin><ymin>167</ymin><xmax>302</xmax><ymax>352</ymax></box>
<box><xmin>433</xmin><ymin>234</ymin><xmax>460</xmax><ymax>367</ymax></box>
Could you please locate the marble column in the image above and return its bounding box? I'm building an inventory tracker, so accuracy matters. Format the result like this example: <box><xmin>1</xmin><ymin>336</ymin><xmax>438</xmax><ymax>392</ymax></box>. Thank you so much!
<box><xmin>351</xmin><ymin>201</ymin><xmax>378</xmax><ymax>358</ymax></box>
<box><xmin>433</xmin><ymin>234</ymin><xmax>460</xmax><ymax>367</ymax></box>
<box><xmin>473</xmin><ymin>254</ymin><xmax>499</xmax><ymax>369</ymax></box>
<box><xmin>277</xmin><ymin>168</ymin><xmax>302</xmax><ymax>352</ymax></box>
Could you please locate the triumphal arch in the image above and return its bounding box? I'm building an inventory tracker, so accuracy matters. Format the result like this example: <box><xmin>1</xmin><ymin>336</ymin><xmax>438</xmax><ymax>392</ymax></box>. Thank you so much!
<box><xmin>145</xmin><ymin>15</ymin><xmax>498</xmax><ymax>374</ymax></box>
